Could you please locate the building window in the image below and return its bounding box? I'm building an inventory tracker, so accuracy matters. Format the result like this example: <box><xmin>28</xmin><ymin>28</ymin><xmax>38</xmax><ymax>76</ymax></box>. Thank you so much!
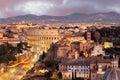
<box><xmin>64</xmin><ymin>75</ymin><xmax>66</xmax><ymax>78</ymax></box>
<box><xmin>55</xmin><ymin>37</ymin><xmax>56</xmax><ymax>40</ymax></box>
<box><xmin>69</xmin><ymin>74</ymin><xmax>71</xmax><ymax>78</ymax></box>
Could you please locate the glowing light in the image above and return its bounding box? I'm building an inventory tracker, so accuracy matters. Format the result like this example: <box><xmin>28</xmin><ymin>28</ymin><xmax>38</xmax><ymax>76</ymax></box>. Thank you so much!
<box><xmin>104</xmin><ymin>42</ymin><xmax>113</xmax><ymax>48</ymax></box>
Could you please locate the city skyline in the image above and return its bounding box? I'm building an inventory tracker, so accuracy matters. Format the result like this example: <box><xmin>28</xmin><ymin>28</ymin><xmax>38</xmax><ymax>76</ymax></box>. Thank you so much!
<box><xmin>0</xmin><ymin>0</ymin><xmax>120</xmax><ymax>18</ymax></box>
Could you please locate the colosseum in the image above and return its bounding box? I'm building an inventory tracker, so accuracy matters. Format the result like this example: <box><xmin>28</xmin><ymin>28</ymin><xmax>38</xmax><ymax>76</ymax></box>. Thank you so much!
<box><xmin>27</xmin><ymin>28</ymin><xmax>63</xmax><ymax>53</ymax></box>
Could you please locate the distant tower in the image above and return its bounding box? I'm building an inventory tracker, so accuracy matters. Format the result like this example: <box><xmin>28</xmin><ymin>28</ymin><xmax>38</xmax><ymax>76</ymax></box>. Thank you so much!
<box><xmin>87</xmin><ymin>32</ymin><xmax>91</xmax><ymax>41</ymax></box>
<box><xmin>75</xmin><ymin>51</ymin><xmax>79</xmax><ymax>59</ymax></box>
<box><xmin>111</xmin><ymin>59</ymin><xmax>118</xmax><ymax>68</ymax></box>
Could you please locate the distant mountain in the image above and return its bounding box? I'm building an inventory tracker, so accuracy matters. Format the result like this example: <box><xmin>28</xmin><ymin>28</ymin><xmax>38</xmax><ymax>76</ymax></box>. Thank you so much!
<box><xmin>0</xmin><ymin>12</ymin><xmax>120</xmax><ymax>23</ymax></box>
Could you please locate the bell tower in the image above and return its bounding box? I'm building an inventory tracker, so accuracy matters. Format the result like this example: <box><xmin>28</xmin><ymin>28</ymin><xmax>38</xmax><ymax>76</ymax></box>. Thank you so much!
<box><xmin>87</xmin><ymin>32</ymin><xmax>91</xmax><ymax>41</ymax></box>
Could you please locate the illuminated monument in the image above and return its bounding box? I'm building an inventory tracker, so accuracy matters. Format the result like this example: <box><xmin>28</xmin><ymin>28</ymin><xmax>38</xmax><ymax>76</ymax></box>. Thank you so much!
<box><xmin>27</xmin><ymin>28</ymin><xmax>62</xmax><ymax>53</ymax></box>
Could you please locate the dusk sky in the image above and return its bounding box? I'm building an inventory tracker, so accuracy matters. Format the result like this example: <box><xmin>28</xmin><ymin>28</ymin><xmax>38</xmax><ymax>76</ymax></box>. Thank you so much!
<box><xmin>0</xmin><ymin>0</ymin><xmax>120</xmax><ymax>18</ymax></box>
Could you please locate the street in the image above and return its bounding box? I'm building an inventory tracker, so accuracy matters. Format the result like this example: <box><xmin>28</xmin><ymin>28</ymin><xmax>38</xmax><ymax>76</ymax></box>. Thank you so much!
<box><xmin>0</xmin><ymin>53</ymin><xmax>35</xmax><ymax>80</ymax></box>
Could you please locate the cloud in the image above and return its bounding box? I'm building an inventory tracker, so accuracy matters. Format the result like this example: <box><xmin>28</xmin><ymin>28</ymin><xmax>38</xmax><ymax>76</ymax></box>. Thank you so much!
<box><xmin>15</xmin><ymin>1</ymin><xmax>54</xmax><ymax>15</ymax></box>
<box><xmin>0</xmin><ymin>0</ymin><xmax>120</xmax><ymax>18</ymax></box>
<box><xmin>0</xmin><ymin>0</ymin><xmax>28</xmax><ymax>18</ymax></box>
<box><xmin>49</xmin><ymin>0</ymin><xmax>120</xmax><ymax>15</ymax></box>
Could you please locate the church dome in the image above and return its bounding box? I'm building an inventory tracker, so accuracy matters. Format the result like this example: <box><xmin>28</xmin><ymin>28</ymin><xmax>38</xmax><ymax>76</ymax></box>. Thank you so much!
<box><xmin>102</xmin><ymin>68</ymin><xmax>120</xmax><ymax>80</ymax></box>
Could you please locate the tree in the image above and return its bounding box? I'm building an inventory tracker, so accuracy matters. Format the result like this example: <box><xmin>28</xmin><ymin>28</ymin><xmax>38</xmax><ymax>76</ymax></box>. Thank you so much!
<box><xmin>114</xmin><ymin>27</ymin><xmax>120</xmax><ymax>37</ymax></box>
<box><xmin>113</xmin><ymin>40</ymin><xmax>120</xmax><ymax>46</ymax></box>
<box><xmin>6</xmin><ymin>54</ymin><xmax>16</xmax><ymax>61</ymax></box>
<box><xmin>94</xmin><ymin>31</ymin><xmax>101</xmax><ymax>42</ymax></box>
<box><xmin>44</xmin><ymin>71</ymin><xmax>52</xmax><ymax>78</ymax></box>
<box><xmin>41</xmin><ymin>51</ymin><xmax>46</xmax><ymax>60</ymax></box>
<box><xmin>26</xmin><ymin>67</ymin><xmax>35</xmax><ymax>74</ymax></box>
<box><xmin>75</xmin><ymin>77</ymin><xmax>84</xmax><ymax>80</ymax></box>
<box><xmin>51</xmin><ymin>70</ymin><xmax>58</xmax><ymax>79</ymax></box>
<box><xmin>0</xmin><ymin>42</ymin><xmax>17</xmax><ymax>63</ymax></box>
<box><xmin>45</xmin><ymin>60</ymin><xmax>58</xmax><ymax>68</ymax></box>
<box><xmin>57</xmin><ymin>72</ymin><xmax>62</xmax><ymax>79</ymax></box>
<box><xmin>39</xmin><ymin>51</ymin><xmax>47</xmax><ymax>61</ymax></box>
<box><xmin>0</xmin><ymin>55</ymin><xmax>8</xmax><ymax>63</ymax></box>
<box><xmin>119</xmin><ymin>58</ymin><xmax>120</xmax><ymax>68</ymax></box>
<box><xmin>34</xmin><ymin>62</ymin><xmax>46</xmax><ymax>70</ymax></box>
<box><xmin>79</xmin><ymin>51</ymin><xmax>85</xmax><ymax>57</ymax></box>
<box><xmin>0</xmin><ymin>54</ymin><xmax>16</xmax><ymax>63</ymax></box>
<box><xmin>0</xmin><ymin>43</ymin><xmax>10</xmax><ymax>55</ymax></box>
<box><xmin>17</xmin><ymin>42</ymin><xmax>23</xmax><ymax>53</ymax></box>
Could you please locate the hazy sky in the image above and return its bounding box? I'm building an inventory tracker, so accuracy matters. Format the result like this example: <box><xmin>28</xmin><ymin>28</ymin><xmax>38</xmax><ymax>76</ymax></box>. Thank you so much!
<box><xmin>0</xmin><ymin>0</ymin><xmax>120</xmax><ymax>18</ymax></box>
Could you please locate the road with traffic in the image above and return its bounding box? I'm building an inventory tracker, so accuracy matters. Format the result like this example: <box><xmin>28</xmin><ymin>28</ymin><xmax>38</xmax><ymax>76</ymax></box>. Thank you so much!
<box><xmin>0</xmin><ymin>53</ymin><xmax>35</xmax><ymax>80</ymax></box>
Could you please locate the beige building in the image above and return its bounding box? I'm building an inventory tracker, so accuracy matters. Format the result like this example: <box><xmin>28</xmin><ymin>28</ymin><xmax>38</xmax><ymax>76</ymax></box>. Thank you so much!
<box><xmin>59</xmin><ymin>59</ymin><xmax>90</xmax><ymax>79</ymax></box>
<box><xmin>0</xmin><ymin>33</ymin><xmax>3</xmax><ymax>38</ymax></box>
<box><xmin>0</xmin><ymin>37</ymin><xmax>20</xmax><ymax>46</ymax></box>
<box><xmin>79</xmin><ymin>42</ymin><xmax>94</xmax><ymax>52</ymax></box>
<box><xmin>27</xmin><ymin>28</ymin><xmax>62</xmax><ymax>53</ymax></box>
<box><xmin>86</xmin><ymin>32</ymin><xmax>91</xmax><ymax>41</ymax></box>
<box><xmin>66</xmin><ymin>36</ymin><xmax>85</xmax><ymax>43</ymax></box>
<box><xmin>89</xmin><ymin>57</ymin><xmax>111</xmax><ymax>80</ymax></box>
<box><xmin>46</xmin><ymin>31</ymin><xmax>95</xmax><ymax>59</ymax></box>
<box><xmin>91</xmin><ymin>45</ymin><xmax>105</xmax><ymax>56</ymax></box>
<box><xmin>16</xmin><ymin>21</ymin><xmax>35</xmax><ymax>29</ymax></box>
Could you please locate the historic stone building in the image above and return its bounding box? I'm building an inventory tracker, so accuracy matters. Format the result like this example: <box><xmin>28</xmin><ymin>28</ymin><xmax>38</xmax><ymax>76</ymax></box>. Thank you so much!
<box><xmin>79</xmin><ymin>42</ymin><xmax>94</xmax><ymax>53</ymax></box>
<box><xmin>46</xmin><ymin>38</ymin><xmax>71</xmax><ymax>59</ymax></box>
<box><xmin>91</xmin><ymin>44</ymin><xmax>105</xmax><ymax>56</ymax></box>
<box><xmin>26</xmin><ymin>28</ymin><xmax>63</xmax><ymax>53</ymax></box>
<box><xmin>66</xmin><ymin>36</ymin><xmax>85</xmax><ymax>43</ymax></box>
<box><xmin>59</xmin><ymin>59</ymin><xmax>90</xmax><ymax>79</ymax></box>
<box><xmin>46</xmin><ymin>31</ymin><xmax>95</xmax><ymax>59</ymax></box>
<box><xmin>102</xmin><ymin>60</ymin><xmax>119</xmax><ymax>80</ymax></box>
<box><xmin>58</xmin><ymin>56</ymin><xmax>113</xmax><ymax>80</ymax></box>
<box><xmin>86</xmin><ymin>32</ymin><xmax>91</xmax><ymax>41</ymax></box>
